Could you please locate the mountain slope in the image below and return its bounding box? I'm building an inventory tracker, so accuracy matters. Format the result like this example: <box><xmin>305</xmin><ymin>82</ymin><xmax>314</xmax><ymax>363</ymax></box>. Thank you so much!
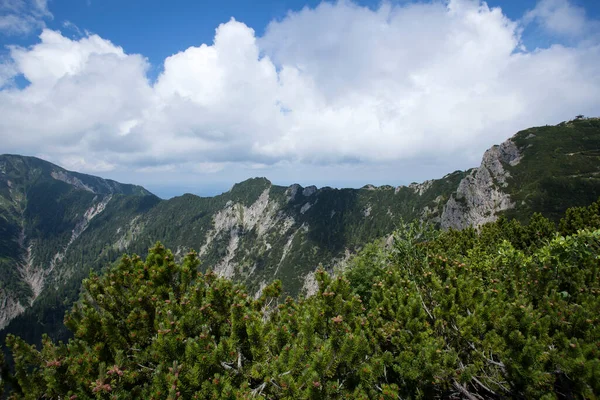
<box><xmin>1</xmin><ymin>117</ymin><xmax>600</xmax><ymax>342</ymax></box>
<box><xmin>0</xmin><ymin>155</ymin><xmax>158</xmax><ymax>329</ymax></box>
<box><xmin>442</xmin><ymin>117</ymin><xmax>600</xmax><ymax>228</ymax></box>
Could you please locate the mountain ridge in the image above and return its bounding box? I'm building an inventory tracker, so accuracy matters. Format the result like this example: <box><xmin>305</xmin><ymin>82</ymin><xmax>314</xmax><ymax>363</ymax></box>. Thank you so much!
<box><xmin>1</xmin><ymin>117</ymin><xmax>600</xmax><ymax>342</ymax></box>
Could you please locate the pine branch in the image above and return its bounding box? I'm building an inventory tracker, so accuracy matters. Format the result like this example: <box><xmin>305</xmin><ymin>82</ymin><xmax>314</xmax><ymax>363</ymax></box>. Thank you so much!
<box><xmin>452</xmin><ymin>380</ymin><xmax>480</xmax><ymax>400</ymax></box>
<box><xmin>471</xmin><ymin>376</ymin><xmax>498</xmax><ymax>397</ymax></box>
<box><xmin>250</xmin><ymin>382</ymin><xmax>266</xmax><ymax>398</ymax></box>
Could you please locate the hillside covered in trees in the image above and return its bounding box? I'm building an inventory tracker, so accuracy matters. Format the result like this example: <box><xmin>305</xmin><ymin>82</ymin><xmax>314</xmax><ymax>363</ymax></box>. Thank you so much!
<box><xmin>2</xmin><ymin>198</ymin><xmax>599</xmax><ymax>399</ymax></box>
<box><xmin>2</xmin><ymin>118</ymin><xmax>600</xmax><ymax>347</ymax></box>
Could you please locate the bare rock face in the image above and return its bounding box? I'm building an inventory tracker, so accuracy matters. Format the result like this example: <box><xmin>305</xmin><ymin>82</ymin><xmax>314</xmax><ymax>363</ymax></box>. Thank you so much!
<box><xmin>202</xmin><ymin>188</ymin><xmax>289</xmax><ymax>278</ymax></box>
<box><xmin>302</xmin><ymin>186</ymin><xmax>317</xmax><ymax>197</ymax></box>
<box><xmin>441</xmin><ymin>139</ymin><xmax>521</xmax><ymax>230</ymax></box>
<box><xmin>409</xmin><ymin>180</ymin><xmax>433</xmax><ymax>196</ymax></box>
<box><xmin>285</xmin><ymin>184</ymin><xmax>301</xmax><ymax>202</ymax></box>
<box><xmin>51</xmin><ymin>170</ymin><xmax>95</xmax><ymax>193</ymax></box>
<box><xmin>301</xmin><ymin>271</ymin><xmax>319</xmax><ymax>297</ymax></box>
<box><xmin>0</xmin><ymin>293</ymin><xmax>25</xmax><ymax>330</ymax></box>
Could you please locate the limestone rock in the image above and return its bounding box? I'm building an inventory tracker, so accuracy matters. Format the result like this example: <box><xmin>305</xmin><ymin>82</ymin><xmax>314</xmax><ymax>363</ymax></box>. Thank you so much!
<box><xmin>441</xmin><ymin>139</ymin><xmax>521</xmax><ymax>230</ymax></box>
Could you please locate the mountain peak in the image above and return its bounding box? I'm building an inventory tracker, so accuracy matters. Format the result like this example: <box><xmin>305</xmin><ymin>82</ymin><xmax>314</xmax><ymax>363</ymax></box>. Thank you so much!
<box><xmin>0</xmin><ymin>154</ymin><xmax>155</xmax><ymax>197</ymax></box>
<box><xmin>229</xmin><ymin>177</ymin><xmax>272</xmax><ymax>192</ymax></box>
<box><xmin>227</xmin><ymin>177</ymin><xmax>272</xmax><ymax>206</ymax></box>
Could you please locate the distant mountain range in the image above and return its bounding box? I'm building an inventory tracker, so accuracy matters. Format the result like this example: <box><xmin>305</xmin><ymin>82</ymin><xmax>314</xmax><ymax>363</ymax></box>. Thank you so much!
<box><xmin>2</xmin><ymin>117</ymin><xmax>600</xmax><ymax>343</ymax></box>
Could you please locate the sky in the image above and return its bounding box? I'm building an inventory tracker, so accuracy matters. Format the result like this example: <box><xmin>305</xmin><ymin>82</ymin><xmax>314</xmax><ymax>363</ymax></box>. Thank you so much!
<box><xmin>1</xmin><ymin>0</ymin><xmax>599</xmax><ymax>198</ymax></box>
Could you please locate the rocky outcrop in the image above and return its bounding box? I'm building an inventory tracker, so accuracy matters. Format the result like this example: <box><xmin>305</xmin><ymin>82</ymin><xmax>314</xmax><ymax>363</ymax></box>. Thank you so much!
<box><xmin>302</xmin><ymin>186</ymin><xmax>317</xmax><ymax>197</ymax></box>
<box><xmin>202</xmin><ymin>187</ymin><xmax>295</xmax><ymax>277</ymax></box>
<box><xmin>52</xmin><ymin>195</ymin><xmax>113</xmax><ymax>272</ymax></box>
<box><xmin>71</xmin><ymin>196</ymin><xmax>112</xmax><ymax>245</ymax></box>
<box><xmin>301</xmin><ymin>271</ymin><xmax>319</xmax><ymax>297</ymax></box>
<box><xmin>275</xmin><ymin>225</ymin><xmax>303</xmax><ymax>276</ymax></box>
<box><xmin>0</xmin><ymin>292</ymin><xmax>25</xmax><ymax>330</ymax></box>
<box><xmin>19</xmin><ymin>244</ymin><xmax>44</xmax><ymax>302</ymax></box>
<box><xmin>51</xmin><ymin>170</ymin><xmax>95</xmax><ymax>193</ymax></box>
<box><xmin>285</xmin><ymin>184</ymin><xmax>301</xmax><ymax>202</ymax></box>
<box><xmin>300</xmin><ymin>202</ymin><xmax>312</xmax><ymax>214</ymax></box>
<box><xmin>441</xmin><ymin>139</ymin><xmax>521</xmax><ymax>229</ymax></box>
<box><xmin>409</xmin><ymin>180</ymin><xmax>434</xmax><ymax>196</ymax></box>
<box><xmin>115</xmin><ymin>216</ymin><xmax>144</xmax><ymax>251</ymax></box>
<box><xmin>205</xmin><ymin>190</ymin><xmax>273</xmax><ymax>248</ymax></box>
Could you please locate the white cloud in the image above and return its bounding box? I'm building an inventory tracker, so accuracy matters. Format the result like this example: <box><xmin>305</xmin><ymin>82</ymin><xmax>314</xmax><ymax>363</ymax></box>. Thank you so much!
<box><xmin>0</xmin><ymin>0</ymin><xmax>599</xmax><ymax>191</ymax></box>
<box><xmin>0</xmin><ymin>0</ymin><xmax>52</xmax><ymax>36</ymax></box>
<box><xmin>523</xmin><ymin>0</ymin><xmax>593</xmax><ymax>38</ymax></box>
<box><xmin>1</xmin><ymin>30</ymin><xmax>154</xmax><ymax>155</ymax></box>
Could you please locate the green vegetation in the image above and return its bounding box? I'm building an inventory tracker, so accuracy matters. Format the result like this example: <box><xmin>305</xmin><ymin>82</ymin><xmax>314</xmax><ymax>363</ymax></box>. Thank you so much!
<box><xmin>506</xmin><ymin>117</ymin><xmax>600</xmax><ymax>222</ymax></box>
<box><xmin>2</xmin><ymin>117</ymin><xmax>600</xmax><ymax>379</ymax></box>
<box><xmin>3</xmin><ymin>200</ymin><xmax>600</xmax><ymax>399</ymax></box>
<box><xmin>0</xmin><ymin>154</ymin><xmax>159</xmax><ymax>343</ymax></box>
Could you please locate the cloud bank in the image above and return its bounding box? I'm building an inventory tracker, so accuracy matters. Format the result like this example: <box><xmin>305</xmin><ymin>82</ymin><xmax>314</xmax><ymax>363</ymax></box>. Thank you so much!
<box><xmin>1</xmin><ymin>0</ymin><xmax>599</xmax><ymax>191</ymax></box>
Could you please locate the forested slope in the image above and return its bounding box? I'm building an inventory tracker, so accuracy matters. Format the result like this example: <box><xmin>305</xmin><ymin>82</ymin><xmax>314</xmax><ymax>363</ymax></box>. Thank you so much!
<box><xmin>2</xmin><ymin>118</ymin><xmax>600</xmax><ymax>349</ymax></box>
<box><xmin>2</xmin><ymin>199</ymin><xmax>599</xmax><ymax>399</ymax></box>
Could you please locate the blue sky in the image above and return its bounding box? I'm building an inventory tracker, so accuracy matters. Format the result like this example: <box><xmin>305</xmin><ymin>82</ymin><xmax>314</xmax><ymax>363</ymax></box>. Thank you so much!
<box><xmin>1</xmin><ymin>0</ymin><xmax>600</xmax><ymax>198</ymax></box>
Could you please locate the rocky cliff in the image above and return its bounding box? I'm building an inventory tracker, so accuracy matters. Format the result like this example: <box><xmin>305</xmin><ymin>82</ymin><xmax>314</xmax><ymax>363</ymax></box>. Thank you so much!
<box><xmin>441</xmin><ymin>139</ymin><xmax>522</xmax><ymax>229</ymax></box>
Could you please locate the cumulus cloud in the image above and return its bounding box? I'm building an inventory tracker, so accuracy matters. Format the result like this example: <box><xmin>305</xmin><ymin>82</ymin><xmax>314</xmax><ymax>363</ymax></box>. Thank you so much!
<box><xmin>0</xmin><ymin>0</ymin><xmax>52</xmax><ymax>36</ymax></box>
<box><xmin>0</xmin><ymin>0</ymin><xmax>599</xmax><ymax>191</ymax></box>
<box><xmin>1</xmin><ymin>30</ymin><xmax>153</xmax><ymax>158</ymax></box>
